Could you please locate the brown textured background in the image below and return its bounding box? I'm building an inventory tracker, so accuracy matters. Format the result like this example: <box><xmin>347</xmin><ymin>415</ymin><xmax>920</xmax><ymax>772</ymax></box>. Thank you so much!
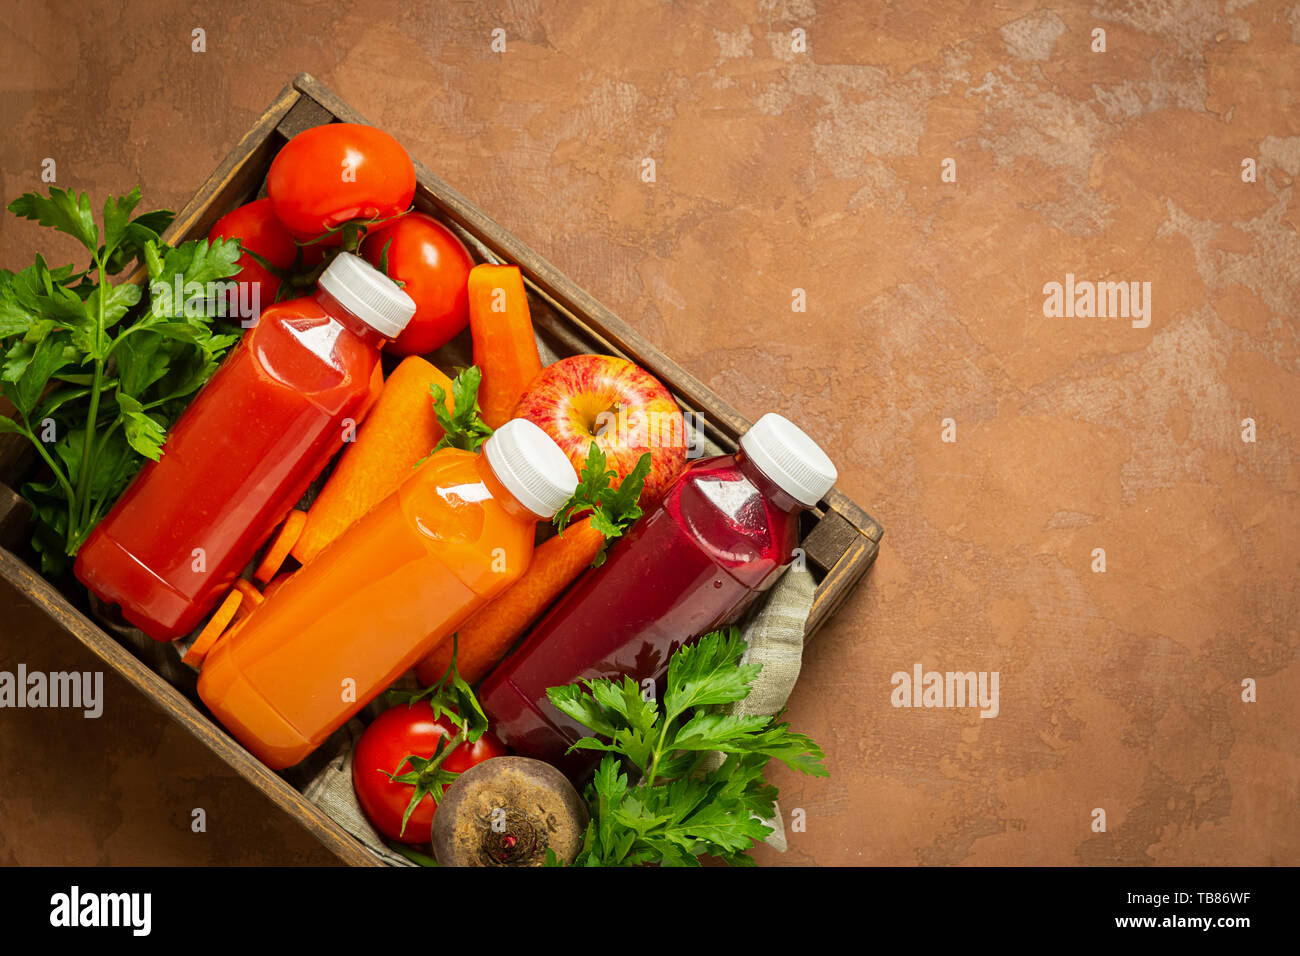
<box><xmin>1</xmin><ymin>0</ymin><xmax>1297</xmax><ymax>866</ymax></box>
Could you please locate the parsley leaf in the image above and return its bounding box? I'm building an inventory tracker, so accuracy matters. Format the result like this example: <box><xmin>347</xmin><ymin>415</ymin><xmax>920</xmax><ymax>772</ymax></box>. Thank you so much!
<box><xmin>150</xmin><ymin>236</ymin><xmax>243</xmax><ymax>291</ymax></box>
<box><xmin>101</xmin><ymin>187</ymin><xmax>141</xmax><ymax>256</ymax></box>
<box><xmin>552</xmin><ymin>442</ymin><xmax>651</xmax><ymax>567</ymax></box>
<box><xmin>115</xmin><ymin>393</ymin><xmax>166</xmax><ymax>462</ymax></box>
<box><xmin>104</xmin><ymin>207</ymin><xmax>174</xmax><ymax>276</ymax></box>
<box><xmin>9</xmin><ymin>331</ymin><xmax>78</xmax><ymax>417</ymax></box>
<box><xmin>9</xmin><ymin>188</ymin><xmax>98</xmax><ymax>253</ymax></box>
<box><xmin>663</xmin><ymin>625</ymin><xmax>760</xmax><ymax>718</ymax></box>
<box><xmin>429</xmin><ymin>365</ymin><xmax>494</xmax><ymax>453</ymax></box>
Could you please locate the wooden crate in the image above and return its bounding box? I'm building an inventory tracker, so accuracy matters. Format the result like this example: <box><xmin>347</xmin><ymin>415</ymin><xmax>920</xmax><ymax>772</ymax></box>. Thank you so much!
<box><xmin>0</xmin><ymin>74</ymin><xmax>883</xmax><ymax>866</ymax></box>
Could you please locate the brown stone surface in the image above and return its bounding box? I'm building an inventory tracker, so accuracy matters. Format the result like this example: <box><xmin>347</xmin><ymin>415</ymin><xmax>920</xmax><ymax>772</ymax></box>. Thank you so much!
<box><xmin>0</xmin><ymin>0</ymin><xmax>1297</xmax><ymax>866</ymax></box>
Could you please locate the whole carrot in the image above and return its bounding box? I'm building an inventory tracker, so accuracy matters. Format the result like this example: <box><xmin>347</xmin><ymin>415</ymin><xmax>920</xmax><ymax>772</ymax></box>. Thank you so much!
<box><xmin>414</xmin><ymin>442</ymin><xmax>652</xmax><ymax>687</ymax></box>
<box><xmin>469</xmin><ymin>263</ymin><xmax>543</xmax><ymax>429</ymax></box>
<box><xmin>293</xmin><ymin>356</ymin><xmax>453</xmax><ymax>565</ymax></box>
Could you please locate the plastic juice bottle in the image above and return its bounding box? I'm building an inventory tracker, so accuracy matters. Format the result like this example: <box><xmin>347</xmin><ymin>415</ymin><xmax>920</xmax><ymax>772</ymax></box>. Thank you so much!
<box><xmin>197</xmin><ymin>418</ymin><xmax>578</xmax><ymax>770</ymax></box>
<box><xmin>75</xmin><ymin>253</ymin><xmax>415</xmax><ymax>642</ymax></box>
<box><xmin>478</xmin><ymin>412</ymin><xmax>837</xmax><ymax>772</ymax></box>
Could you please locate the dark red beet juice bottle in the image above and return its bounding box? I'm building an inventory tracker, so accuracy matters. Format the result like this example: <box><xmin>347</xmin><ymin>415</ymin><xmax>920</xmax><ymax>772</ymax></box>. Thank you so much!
<box><xmin>479</xmin><ymin>412</ymin><xmax>837</xmax><ymax>773</ymax></box>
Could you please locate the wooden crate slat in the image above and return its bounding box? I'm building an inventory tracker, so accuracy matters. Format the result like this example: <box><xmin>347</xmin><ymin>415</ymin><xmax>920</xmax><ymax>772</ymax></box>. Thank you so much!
<box><xmin>275</xmin><ymin>95</ymin><xmax>335</xmax><ymax>141</ymax></box>
<box><xmin>825</xmin><ymin>488</ymin><xmax>884</xmax><ymax>543</ymax></box>
<box><xmin>801</xmin><ymin>509</ymin><xmax>867</xmax><ymax>576</ymax></box>
<box><xmin>805</xmin><ymin>535</ymin><xmax>876</xmax><ymax>638</ymax></box>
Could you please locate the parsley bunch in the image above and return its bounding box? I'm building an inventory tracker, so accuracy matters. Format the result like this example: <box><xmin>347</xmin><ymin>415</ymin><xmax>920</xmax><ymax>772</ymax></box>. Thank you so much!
<box><xmin>546</xmin><ymin>627</ymin><xmax>828</xmax><ymax>866</ymax></box>
<box><xmin>0</xmin><ymin>187</ymin><xmax>242</xmax><ymax>573</ymax></box>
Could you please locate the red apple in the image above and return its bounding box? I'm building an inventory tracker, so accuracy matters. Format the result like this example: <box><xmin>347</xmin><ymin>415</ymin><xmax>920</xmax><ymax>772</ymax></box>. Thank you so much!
<box><xmin>512</xmin><ymin>355</ymin><xmax>687</xmax><ymax>504</ymax></box>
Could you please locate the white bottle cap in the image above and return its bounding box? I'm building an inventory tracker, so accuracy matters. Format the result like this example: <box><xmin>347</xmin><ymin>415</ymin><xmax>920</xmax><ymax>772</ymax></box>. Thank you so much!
<box><xmin>317</xmin><ymin>252</ymin><xmax>416</xmax><ymax>339</ymax></box>
<box><xmin>484</xmin><ymin>419</ymin><xmax>579</xmax><ymax>518</ymax></box>
<box><xmin>739</xmin><ymin>412</ymin><xmax>837</xmax><ymax>508</ymax></box>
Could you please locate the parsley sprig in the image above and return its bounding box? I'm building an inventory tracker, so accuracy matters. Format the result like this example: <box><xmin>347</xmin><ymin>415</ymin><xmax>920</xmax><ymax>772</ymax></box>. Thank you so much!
<box><xmin>0</xmin><ymin>187</ymin><xmax>242</xmax><ymax>573</ymax></box>
<box><xmin>554</xmin><ymin>442</ymin><xmax>650</xmax><ymax>566</ymax></box>
<box><xmin>546</xmin><ymin>627</ymin><xmax>828</xmax><ymax>866</ymax></box>
<box><xmin>429</xmin><ymin>366</ymin><xmax>493</xmax><ymax>453</ymax></box>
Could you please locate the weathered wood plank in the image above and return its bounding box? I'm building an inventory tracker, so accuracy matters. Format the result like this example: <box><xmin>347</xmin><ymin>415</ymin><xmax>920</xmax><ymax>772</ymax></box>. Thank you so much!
<box><xmin>805</xmin><ymin>535</ymin><xmax>877</xmax><ymax>640</ymax></box>
<box><xmin>802</xmin><ymin>509</ymin><xmax>867</xmax><ymax>576</ymax></box>
<box><xmin>275</xmin><ymin>95</ymin><xmax>335</xmax><ymax>140</ymax></box>
<box><xmin>825</xmin><ymin>487</ymin><xmax>884</xmax><ymax>543</ymax></box>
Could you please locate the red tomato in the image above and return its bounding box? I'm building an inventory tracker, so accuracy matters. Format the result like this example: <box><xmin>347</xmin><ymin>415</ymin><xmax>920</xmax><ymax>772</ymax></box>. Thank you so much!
<box><xmin>267</xmin><ymin>123</ymin><xmax>415</xmax><ymax>243</ymax></box>
<box><xmin>207</xmin><ymin>198</ymin><xmax>297</xmax><ymax>309</ymax></box>
<box><xmin>359</xmin><ymin>212</ymin><xmax>473</xmax><ymax>355</ymax></box>
<box><xmin>352</xmin><ymin>701</ymin><xmax>507</xmax><ymax>844</ymax></box>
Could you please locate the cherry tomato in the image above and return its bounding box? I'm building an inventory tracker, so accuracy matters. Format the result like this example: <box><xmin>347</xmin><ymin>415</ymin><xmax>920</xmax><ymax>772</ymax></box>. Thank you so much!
<box><xmin>359</xmin><ymin>212</ymin><xmax>473</xmax><ymax>355</ymax></box>
<box><xmin>207</xmin><ymin>198</ymin><xmax>297</xmax><ymax>310</ymax></box>
<box><xmin>352</xmin><ymin>701</ymin><xmax>507</xmax><ymax>844</ymax></box>
<box><xmin>267</xmin><ymin>123</ymin><xmax>416</xmax><ymax>243</ymax></box>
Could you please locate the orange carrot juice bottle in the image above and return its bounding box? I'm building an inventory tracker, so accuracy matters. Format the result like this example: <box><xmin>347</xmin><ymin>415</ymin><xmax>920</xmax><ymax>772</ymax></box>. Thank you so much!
<box><xmin>197</xmin><ymin>418</ymin><xmax>578</xmax><ymax>769</ymax></box>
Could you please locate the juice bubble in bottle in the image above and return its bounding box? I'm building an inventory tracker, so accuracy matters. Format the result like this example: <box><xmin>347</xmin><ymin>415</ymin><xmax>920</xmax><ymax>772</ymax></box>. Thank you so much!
<box><xmin>75</xmin><ymin>253</ymin><xmax>414</xmax><ymax>641</ymax></box>
<box><xmin>198</xmin><ymin>418</ymin><xmax>578</xmax><ymax>770</ymax></box>
<box><xmin>478</xmin><ymin>412</ymin><xmax>837</xmax><ymax>773</ymax></box>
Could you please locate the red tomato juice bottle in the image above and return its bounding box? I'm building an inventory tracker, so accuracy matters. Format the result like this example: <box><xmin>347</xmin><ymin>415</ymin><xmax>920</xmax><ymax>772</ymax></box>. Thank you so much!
<box><xmin>478</xmin><ymin>413</ymin><xmax>838</xmax><ymax>773</ymax></box>
<box><xmin>197</xmin><ymin>418</ymin><xmax>579</xmax><ymax>770</ymax></box>
<box><xmin>74</xmin><ymin>253</ymin><xmax>415</xmax><ymax>641</ymax></box>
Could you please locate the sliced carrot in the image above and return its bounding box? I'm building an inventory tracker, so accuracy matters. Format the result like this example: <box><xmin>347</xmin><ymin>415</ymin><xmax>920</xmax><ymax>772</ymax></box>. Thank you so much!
<box><xmin>292</xmin><ymin>356</ymin><xmax>454</xmax><ymax>566</ymax></box>
<box><xmin>254</xmin><ymin>509</ymin><xmax>307</xmax><ymax>584</ymax></box>
<box><xmin>230</xmin><ymin>578</ymin><xmax>264</xmax><ymax>622</ymax></box>
<box><xmin>468</xmin><ymin>264</ymin><xmax>543</xmax><ymax>429</ymax></box>
<box><xmin>261</xmin><ymin>572</ymin><xmax>295</xmax><ymax>601</ymax></box>
<box><xmin>215</xmin><ymin>617</ymin><xmax>247</xmax><ymax>648</ymax></box>
<box><xmin>414</xmin><ymin>517</ymin><xmax>605</xmax><ymax>686</ymax></box>
<box><xmin>182</xmin><ymin>588</ymin><xmax>243</xmax><ymax>668</ymax></box>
